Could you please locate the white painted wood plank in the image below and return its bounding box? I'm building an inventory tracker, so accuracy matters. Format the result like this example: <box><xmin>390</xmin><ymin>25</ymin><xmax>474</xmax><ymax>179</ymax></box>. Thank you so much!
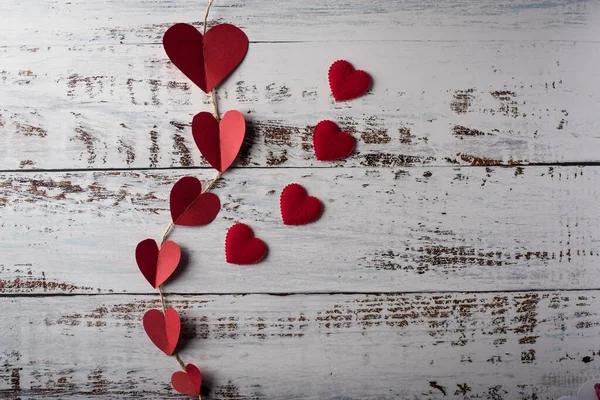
<box><xmin>1</xmin><ymin>291</ymin><xmax>599</xmax><ymax>399</ymax></box>
<box><xmin>1</xmin><ymin>166</ymin><xmax>599</xmax><ymax>294</ymax></box>
<box><xmin>1</xmin><ymin>41</ymin><xmax>599</xmax><ymax>170</ymax></box>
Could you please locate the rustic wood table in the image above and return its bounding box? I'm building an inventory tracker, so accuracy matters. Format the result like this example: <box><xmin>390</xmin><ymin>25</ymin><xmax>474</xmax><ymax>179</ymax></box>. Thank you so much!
<box><xmin>2</xmin><ymin>1</ymin><xmax>600</xmax><ymax>399</ymax></box>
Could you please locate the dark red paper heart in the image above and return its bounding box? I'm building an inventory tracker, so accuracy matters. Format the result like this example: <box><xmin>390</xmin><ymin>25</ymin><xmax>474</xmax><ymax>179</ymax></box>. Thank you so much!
<box><xmin>328</xmin><ymin>60</ymin><xmax>371</xmax><ymax>102</ymax></box>
<box><xmin>170</xmin><ymin>176</ymin><xmax>221</xmax><ymax>226</ymax></box>
<box><xmin>280</xmin><ymin>183</ymin><xmax>323</xmax><ymax>225</ymax></box>
<box><xmin>172</xmin><ymin>364</ymin><xmax>202</xmax><ymax>397</ymax></box>
<box><xmin>225</xmin><ymin>223</ymin><xmax>267</xmax><ymax>265</ymax></box>
<box><xmin>136</xmin><ymin>239</ymin><xmax>181</xmax><ymax>288</ymax></box>
<box><xmin>163</xmin><ymin>23</ymin><xmax>248</xmax><ymax>93</ymax></box>
<box><xmin>143</xmin><ymin>308</ymin><xmax>180</xmax><ymax>356</ymax></box>
<box><xmin>313</xmin><ymin>120</ymin><xmax>355</xmax><ymax>161</ymax></box>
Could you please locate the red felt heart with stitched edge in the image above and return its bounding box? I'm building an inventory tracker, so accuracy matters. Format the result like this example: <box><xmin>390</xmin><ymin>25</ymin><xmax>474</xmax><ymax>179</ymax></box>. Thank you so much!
<box><xmin>170</xmin><ymin>176</ymin><xmax>221</xmax><ymax>226</ymax></box>
<box><xmin>172</xmin><ymin>364</ymin><xmax>202</xmax><ymax>396</ymax></box>
<box><xmin>163</xmin><ymin>23</ymin><xmax>248</xmax><ymax>93</ymax></box>
<box><xmin>192</xmin><ymin>110</ymin><xmax>246</xmax><ymax>173</ymax></box>
<box><xmin>328</xmin><ymin>60</ymin><xmax>371</xmax><ymax>102</ymax></box>
<box><xmin>143</xmin><ymin>308</ymin><xmax>180</xmax><ymax>355</ymax></box>
<box><xmin>313</xmin><ymin>120</ymin><xmax>355</xmax><ymax>161</ymax></box>
<box><xmin>225</xmin><ymin>223</ymin><xmax>267</xmax><ymax>265</ymax></box>
<box><xmin>136</xmin><ymin>239</ymin><xmax>181</xmax><ymax>288</ymax></box>
<box><xmin>280</xmin><ymin>183</ymin><xmax>323</xmax><ymax>225</ymax></box>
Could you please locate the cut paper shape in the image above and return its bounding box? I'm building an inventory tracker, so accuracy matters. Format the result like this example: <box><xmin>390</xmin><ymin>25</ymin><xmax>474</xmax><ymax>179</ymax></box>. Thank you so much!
<box><xmin>558</xmin><ymin>380</ymin><xmax>600</xmax><ymax>400</ymax></box>
<box><xmin>225</xmin><ymin>223</ymin><xmax>267</xmax><ymax>265</ymax></box>
<box><xmin>313</xmin><ymin>120</ymin><xmax>355</xmax><ymax>161</ymax></box>
<box><xmin>143</xmin><ymin>308</ymin><xmax>180</xmax><ymax>355</ymax></box>
<box><xmin>163</xmin><ymin>23</ymin><xmax>248</xmax><ymax>93</ymax></box>
<box><xmin>192</xmin><ymin>110</ymin><xmax>246</xmax><ymax>173</ymax></box>
<box><xmin>280</xmin><ymin>183</ymin><xmax>323</xmax><ymax>225</ymax></box>
<box><xmin>170</xmin><ymin>176</ymin><xmax>221</xmax><ymax>226</ymax></box>
<box><xmin>328</xmin><ymin>60</ymin><xmax>371</xmax><ymax>102</ymax></box>
<box><xmin>172</xmin><ymin>364</ymin><xmax>202</xmax><ymax>396</ymax></box>
<box><xmin>136</xmin><ymin>239</ymin><xmax>181</xmax><ymax>288</ymax></box>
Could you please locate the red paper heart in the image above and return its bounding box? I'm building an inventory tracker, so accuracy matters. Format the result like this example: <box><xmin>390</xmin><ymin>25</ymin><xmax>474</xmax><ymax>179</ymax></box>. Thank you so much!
<box><xmin>136</xmin><ymin>239</ymin><xmax>181</xmax><ymax>288</ymax></box>
<box><xmin>328</xmin><ymin>60</ymin><xmax>371</xmax><ymax>101</ymax></box>
<box><xmin>192</xmin><ymin>110</ymin><xmax>245</xmax><ymax>173</ymax></box>
<box><xmin>170</xmin><ymin>176</ymin><xmax>221</xmax><ymax>226</ymax></box>
<box><xmin>280</xmin><ymin>183</ymin><xmax>323</xmax><ymax>225</ymax></box>
<box><xmin>172</xmin><ymin>364</ymin><xmax>202</xmax><ymax>397</ymax></box>
<box><xmin>225</xmin><ymin>223</ymin><xmax>267</xmax><ymax>265</ymax></box>
<box><xmin>163</xmin><ymin>23</ymin><xmax>248</xmax><ymax>93</ymax></box>
<box><xmin>313</xmin><ymin>120</ymin><xmax>355</xmax><ymax>161</ymax></box>
<box><xmin>143</xmin><ymin>308</ymin><xmax>180</xmax><ymax>355</ymax></box>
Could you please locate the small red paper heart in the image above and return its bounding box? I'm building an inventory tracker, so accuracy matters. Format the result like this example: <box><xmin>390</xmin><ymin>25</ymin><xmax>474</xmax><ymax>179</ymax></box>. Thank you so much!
<box><xmin>170</xmin><ymin>176</ymin><xmax>221</xmax><ymax>226</ymax></box>
<box><xmin>143</xmin><ymin>308</ymin><xmax>180</xmax><ymax>355</ymax></box>
<box><xmin>172</xmin><ymin>364</ymin><xmax>202</xmax><ymax>397</ymax></box>
<box><xmin>192</xmin><ymin>110</ymin><xmax>245</xmax><ymax>173</ymax></box>
<box><xmin>163</xmin><ymin>23</ymin><xmax>249</xmax><ymax>93</ymax></box>
<box><xmin>225</xmin><ymin>223</ymin><xmax>267</xmax><ymax>265</ymax></box>
<box><xmin>328</xmin><ymin>60</ymin><xmax>371</xmax><ymax>101</ymax></box>
<box><xmin>136</xmin><ymin>239</ymin><xmax>181</xmax><ymax>288</ymax></box>
<box><xmin>313</xmin><ymin>120</ymin><xmax>355</xmax><ymax>161</ymax></box>
<box><xmin>280</xmin><ymin>183</ymin><xmax>323</xmax><ymax>225</ymax></box>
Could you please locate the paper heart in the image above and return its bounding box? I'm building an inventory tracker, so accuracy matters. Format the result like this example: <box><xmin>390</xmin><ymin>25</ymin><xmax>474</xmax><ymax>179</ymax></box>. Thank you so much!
<box><xmin>136</xmin><ymin>239</ymin><xmax>181</xmax><ymax>288</ymax></box>
<box><xmin>170</xmin><ymin>176</ymin><xmax>221</xmax><ymax>226</ymax></box>
<box><xmin>163</xmin><ymin>23</ymin><xmax>248</xmax><ymax>93</ymax></box>
<box><xmin>313</xmin><ymin>120</ymin><xmax>355</xmax><ymax>161</ymax></box>
<box><xmin>172</xmin><ymin>364</ymin><xmax>202</xmax><ymax>397</ymax></box>
<box><xmin>192</xmin><ymin>110</ymin><xmax>246</xmax><ymax>173</ymax></box>
<box><xmin>328</xmin><ymin>60</ymin><xmax>371</xmax><ymax>101</ymax></box>
<box><xmin>225</xmin><ymin>223</ymin><xmax>267</xmax><ymax>265</ymax></box>
<box><xmin>280</xmin><ymin>183</ymin><xmax>323</xmax><ymax>225</ymax></box>
<box><xmin>143</xmin><ymin>308</ymin><xmax>180</xmax><ymax>355</ymax></box>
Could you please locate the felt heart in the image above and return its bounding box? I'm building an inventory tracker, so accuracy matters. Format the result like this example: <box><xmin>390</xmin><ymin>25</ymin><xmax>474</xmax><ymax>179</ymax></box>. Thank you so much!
<box><xmin>280</xmin><ymin>183</ymin><xmax>323</xmax><ymax>225</ymax></box>
<box><xmin>328</xmin><ymin>60</ymin><xmax>371</xmax><ymax>101</ymax></box>
<box><xmin>170</xmin><ymin>176</ymin><xmax>221</xmax><ymax>226</ymax></box>
<box><xmin>192</xmin><ymin>110</ymin><xmax>246</xmax><ymax>173</ymax></box>
<box><xmin>136</xmin><ymin>239</ymin><xmax>181</xmax><ymax>288</ymax></box>
<box><xmin>172</xmin><ymin>364</ymin><xmax>202</xmax><ymax>397</ymax></box>
<box><xmin>143</xmin><ymin>308</ymin><xmax>180</xmax><ymax>355</ymax></box>
<box><xmin>225</xmin><ymin>223</ymin><xmax>267</xmax><ymax>265</ymax></box>
<box><xmin>313</xmin><ymin>120</ymin><xmax>355</xmax><ymax>161</ymax></box>
<box><xmin>163</xmin><ymin>23</ymin><xmax>248</xmax><ymax>93</ymax></box>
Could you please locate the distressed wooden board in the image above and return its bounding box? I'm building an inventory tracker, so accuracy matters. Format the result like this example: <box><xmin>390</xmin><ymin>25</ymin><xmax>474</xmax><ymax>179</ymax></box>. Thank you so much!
<box><xmin>2</xmin><ymin>41</ymin><xmax>599</xmax><ymax>170</ymax></box>
<box><xmin>2</xmin><ymin>0</ymin><xmax>599</xmax><ymax>45</ymax></box>
<box><xmin>1</xmin><ymin>291</ymin><xmax>599</xmax><ymax>399</ymax></box>
<box><xmin>2</xmin><ymin>166</ymin><xmax>599</xmax><ymax>295</ymax></box>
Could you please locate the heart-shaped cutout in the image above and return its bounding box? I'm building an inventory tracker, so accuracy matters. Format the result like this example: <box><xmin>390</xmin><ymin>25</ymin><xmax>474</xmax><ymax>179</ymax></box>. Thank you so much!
<box><xmin>225</xmin><ymin>223</ymin><xmax>267</xmax><ymax>265</ymax></box>
<box><xmin>172</xmin><ymin>363</ymin><xmax>202</xmax><ymax>396</ymax></box>
<box><xmin>280</xmin><ymin>183</ymin><xmax>323</xmax><ymax>225</ymax></box>
<box><xmin>163</xmin><ymin>23</ymin><xmax>248</xmax><ymax>93</ymax></box>
<box><xmin>143</xmin><ymin>308</ymin><xmax>180</xmax><ymax>355</ymax></box>
<box><xmin>170</xmin><ymin>176</ymin><xmax>221</xmax><ymax>226</ymax></box>
<box><xmin>192</xmin><ymin>110</ymin><xmax>245</xmax><ymax>173</ymax></box>
<box><xmin>328</xmin><ymin>60</ymin><xmax>371</xmax><ymax>102</ymax></box>
<box><xmin>313</xmin><ymin>120</ymin><xmax>355</xmax><ymax>161</ymax></box>
<box><xmin>136</xmin><ymin>239</ymin><xmax>181</xmax><ymax>288</ymax></box>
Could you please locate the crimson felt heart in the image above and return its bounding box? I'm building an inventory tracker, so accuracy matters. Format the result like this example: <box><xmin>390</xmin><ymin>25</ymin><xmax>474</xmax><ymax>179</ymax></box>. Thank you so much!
<box><xmin>143</xmin><ymin>308</ymin><xmax>180</xmax><ymax>355</ymax></box>
<box><xmin>280</xmin><ymin>183</ymin><xmax>323</xmax><ymax>225</ymax></box>
<box><xmin>328</xmin><ymin>60</ymin><xmax>371</xmax><ymax>101</ymax></box>
<box><xmin>172</xmin><ymin>364</ymin><xmax>202</xmax><ymax>396</ymax></box>
<box><xmin>225</xmin><ymin>223</ymin><xmax>267</xmax><ymax>265</ymax></box>
<box><xmin>192</xmin><ymin>110</ymin><xmax>246</xmax><ymax>173</ymax></box>
<box><xmin>170</xmin><ymin>176</ymin><xmax>221</xmax><ymax>226</ymax></box>
<box><xmin>136</xmin><ymin>239</ymin><xmax>181</xmax><ymax>288</ymax></box>
<box><xmin>313</xmin><ymin>120</ymin><xmax>355</xmax><ymax>161</ymax></box>
<box><xmin>163</xmin><ymin>23</ymin><xmax>248</xmax><ymax>93</ymax></box>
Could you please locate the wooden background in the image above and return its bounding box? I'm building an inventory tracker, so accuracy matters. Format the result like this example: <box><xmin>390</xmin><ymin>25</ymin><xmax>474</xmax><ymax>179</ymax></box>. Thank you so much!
<box><xmin>1</xmin><ymin>0</ymin><xmax>600</xmax><ymax>398</ymax></box>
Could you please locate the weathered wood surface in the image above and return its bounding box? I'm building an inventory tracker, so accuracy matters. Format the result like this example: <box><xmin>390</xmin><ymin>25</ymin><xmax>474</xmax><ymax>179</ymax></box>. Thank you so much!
<box><xmin>2</xmin><ymin>291</ymin><xmax>600</xmax><ymax>399</ymax></box>
<box><xmin>1</xmin><ymin>166</ymin><xmax>599</xmax><ymax>295</ymax></box>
